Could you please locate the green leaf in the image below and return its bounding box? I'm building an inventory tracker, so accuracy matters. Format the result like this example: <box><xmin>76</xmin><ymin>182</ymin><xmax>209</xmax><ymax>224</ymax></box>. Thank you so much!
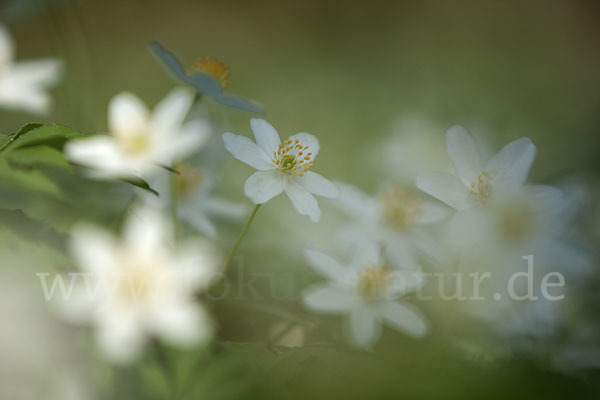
<box><xmin>5</xmin><ymin>145</ymin><xmax>74</xmax><ymax>170</ymax></box>
<box><xmin>0</xmin><ymin>123</ymin><xmax>89</xmax><ymax>153</ymax></box>
<box><xmin>0</xmin><ymin>157</ymin><xmax>61</xmax><ymax>196</ymax></box>
<box><xmin>121</xmin><ymin>178</ymin><xmax>160</xmax><ymax>196</ymax></box>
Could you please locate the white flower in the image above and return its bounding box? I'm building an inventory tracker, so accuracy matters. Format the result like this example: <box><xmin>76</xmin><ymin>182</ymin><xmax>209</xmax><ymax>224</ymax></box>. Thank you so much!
<box><xmin>334</xmin><ymin>182</ymin><xmax>448</xmax><ymax>268</ymax></box>
<box><xmin>0</xmin><ymin>24</ymin><xmax>61</xmax><ymax>114</ymax></box>
<box><xmin>374</xmin><ymin>114</ymin><xmax>454</xmax><ymax>184</ymax></box>
<box><xmin>303</xmin><ymin>242</ymin><xmax>427</xmax><ymax>349</ymax></box>
<box><xmin>222</xmin><ymin>118</ymin><xmax>339</xmax><ymax>222</ymax></box>
<box><xmin>65</xmin><ymin>88</ymin><xmax>210</xmax><ymax>180</ymax></box>
<box><xmin>416</xmin><ymin>125</ymin><xmax>536</xmax><ymax>211</ymax></box>
<box><xmin>61</xmin><ymin>207</ymin><xmax>218</xmax><ymax>364</ymax></box>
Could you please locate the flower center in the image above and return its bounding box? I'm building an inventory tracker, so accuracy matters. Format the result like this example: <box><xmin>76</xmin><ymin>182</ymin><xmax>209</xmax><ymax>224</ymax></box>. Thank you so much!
<box><xmin>188</xmin><ymin>57</ymin><xmax>229</xmax><ymax>88</ymax></box>
<box><xmin>357</xmin><ymin>266</ymin><xmax>390</xmax><ymax>301</ymax></box>
<box><xmin>469</xmin><ymin>171</ymin><xmax>496</xmax><ymax>202</ymax></box>
<box><xmin>116</xmin><ymin>263</ymin><xmax>160</xmax><ymax>304</ymax></box>
<box><xmin>272</xmin><ymin>138</ymin><xmax>313</xmax><ymax>178</ymax></box>
<box><xmin>380</xmin><ymin>187</ymin><xmax>423</xmax><ymax>230</ymax></box>
<box><xmin>174</xmin><ymin>163</ymin><xmax>205</xmax><ymax>199</ymax></box>
<box><xmin>116</xmin><ymin>131</ymin><xmax>151</xmax><ymax>155</ymax></box>
<box><xmin>496</xmin><ymin>201</ymin><xmax>535</xmax><ymax>243</ymax></box>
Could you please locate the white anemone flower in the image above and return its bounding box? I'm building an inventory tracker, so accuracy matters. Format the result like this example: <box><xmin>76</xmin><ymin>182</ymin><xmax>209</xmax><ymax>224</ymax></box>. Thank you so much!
<box><xmin>0</xmin><ymin>24</ymin><xmax>61</xmax><ymax>114</ymax></box>
<box><xmin>334</xmin><ymin>182</ymin><xmax>448</xmax><ymax>268</ymax></box>
<box><xmin>222</xmin><ymin>118</ymin><xmax>339</xmax><ymax>222</ymax></box>
<box><xmin>303</xmin><ymin>242</ymin><xmax>427</xmax><ymax>349</ymax></box>
<box><xmin>416</xmin><ymin>125</ymin><xmax>536</xmax><ymax>211</ymax></box>
<box><xmin>61</xmin><ymin>207</ymin><xmax>218</xmax><ymax>364</ymax></box>
<box><xmin>65</xmin><ymin>88</ymin><xmax>210</xmax><ymax>180</ymax></box>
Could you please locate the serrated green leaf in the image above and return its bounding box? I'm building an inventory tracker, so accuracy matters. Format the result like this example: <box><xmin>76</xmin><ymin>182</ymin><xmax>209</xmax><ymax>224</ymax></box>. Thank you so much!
<box><xmin>1</xmin><ymin>124</ymin><xmax>88</xmax><ymax>152</ymax></box>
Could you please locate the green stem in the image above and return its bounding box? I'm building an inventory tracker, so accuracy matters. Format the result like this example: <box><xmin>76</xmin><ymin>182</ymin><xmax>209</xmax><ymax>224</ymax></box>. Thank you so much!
<box><xmin>152</xmin><ymin>340</ymin><xmax>177</xmax><ymax>400</ymax></box>
<box><xmin>222</xmin><ymin>204</ymin><xmax>261</xmax><ymax>270</ymax></box>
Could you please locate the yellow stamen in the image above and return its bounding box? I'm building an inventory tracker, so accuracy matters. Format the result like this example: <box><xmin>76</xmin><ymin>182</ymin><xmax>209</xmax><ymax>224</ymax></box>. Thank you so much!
<box><xmin>188</xmin><ymin>57</ymin><xmax>230</xmax><ymax>88</ymax></box>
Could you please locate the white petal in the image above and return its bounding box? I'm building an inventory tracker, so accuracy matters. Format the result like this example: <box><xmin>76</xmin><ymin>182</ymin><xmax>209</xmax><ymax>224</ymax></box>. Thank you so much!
<box><xmin>303</xmin><ymin>285</ymin><xmax>355</xmax><ymax>313</ymax></box>
<box><xmin>109</xmin><ymin>92</ymin><xmax>150</xmax><ymax>137</ymax></box>
<box><xmin>288</xmin><ymin>132</ymin><xmax>320</xmax><ymax>161</ymax></box>
<box><xmin>181</xmin><ymin>210</ymin><xmax>218</xmax><ymax>238</ymax></box>
<box><xmin>0</xmin><ymin>25</ymin><xmax>14</xmax><ymax>64</ymax></box>
<box><xmin>65</xmin><ymin>136</ymin><xmax>136</xmax><ymax>178</ymax></box>
<box><xmin>204</xmin><ymin>197</ymin><xmax>249</xmax><ymax>218</ymax></box>
<box><xmin>416</xmin><ymin>172</ymin><xmax>473</xmax><ymax>210</ymax></box>
<box><xmin>487</xmin><ymin>137</ymin><xmax>536</xmax><ymax>187</ymax></box>
<box><xmin>296</xmin><ymin>171</ymin><xmax>339</xmax><ymax>198</ymax></box>
<box><xmin>379</xmin><ymin>300</ymin><xmax>427</xmax><ymax>338</ymax></box>
<box><xmin>222</xmin><ymin>132</ymin><xmax>275</xmax><ymax>170</ymax></box>
<box><xmin>334</xmin><ymin>181</ymin><xmax>379</xmax><ymax>218</ymax></box>
<box><xmin>304</xmin><ymin>249</ymin><xmax>351</xmax><ymax>283</ymax></box>
<box><xmin>148</xmin><ymin>303</ymin><xmax>212</xmax><ymax>347</ymax></box>
<box><xmin>69</xmin><ymin>225</ymin><xmax>116</xmax><ymax>275</ymax></box>
<box><xmin>3</xmin><ymin>59</ymin><xmax>61</xmax><ymax>87</ymax></box>
<box><xmin>152</xmin><ymin>87</ymin><xmax>193</xmax><ymax>136</ymax></box>
<box><xmin>383</xmin><ymin>238</ymin><xmax>416</xmax><ymax>269</ymax></box>
<box><xmin>284</xmin><ymin>178</ymin><xmax>321</xmax><ymax>222</ymax></box>
<box><xmin>446</xmin><ymin>125</ymin><xmax>483</xmax><ymax>185</ymax></box>
<box><xmin>0</xmin><ymin>85</ymin><xmax>51</xmax><ymax>114</ymax></box>
<box><xmin>351</xmin><ymin>241</ymin><xmax>381</xmax><ymax>270</ymax></box>
<box><xmin>250</xmin><ymin>118</ymin><xmax>281</xmax><ymax>155</ymax></box>
<box><xmin>95</xmin><ymin>310</ymin><xmax>145</xmax><ymax>364</ymax></box>
<box><xmin>123</xmin><ymin>207</ymin><xmax>172</xmax><ymax>256</ymax></box>
<box><xmin>349</xmin><ymin>304</ymin><xmax>381</xmax><ymax>348</ymax></box>
<box><xmin>164</xmin><ymin>119</ymin><xmax>211</xmax><ymax>162</ymax></box>
<box><xmin>244</xmin><ymin>170</ymin><xmax>284</xmax><ymax>204</ymax></box>
<box><xmin>415</xmin><ymin>201</ymin><xmax>449</xmax><ymax>225</ymax></box>
<box><xmin>387</xmin><ymin>270</ymin><xmax>426</xmax><ymax>297</ymax></box>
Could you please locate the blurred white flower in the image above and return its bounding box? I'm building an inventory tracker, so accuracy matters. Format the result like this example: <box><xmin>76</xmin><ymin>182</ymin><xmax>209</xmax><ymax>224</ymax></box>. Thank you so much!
<box><xmin>61</xmin><ymin>207</ymin><xmax>218</xmax><ymax>364</ymax></box>
<box><xmin>0</xmin><ymin>24</ymin><xmax>61</xmax><ymax>114</ymax></box>
<box><xmin>374</xmin><ymin>114</ymin><xmax>454</xmax><ymax>184</ymax></box>
<box><xmin>334</xmin><ymin>182</ymin><xmax>448</xmax><ymax>268</ymax></box>
<box><xmin>222</xmin><ymin>118</ymin><xmax>339</xmax><ymax>222</ymax></box>
<box><xmin>176</xmin><ymin>166</ymin><xmax>248</xmax><ymax>237</ymax></box>
<box><xmin>65</xmin><ymin>88</ymin><xmax>210</xmax><ymax>180</ymax></box>
<box><xmin>416</xmin><ymin>125</ymin><xmax>536</xmax><ymax>211</ymax></box>
<box><xmin>303</xmin><ymin>242</ymin><xmax>427</xmax><ymax>349</ymax></box>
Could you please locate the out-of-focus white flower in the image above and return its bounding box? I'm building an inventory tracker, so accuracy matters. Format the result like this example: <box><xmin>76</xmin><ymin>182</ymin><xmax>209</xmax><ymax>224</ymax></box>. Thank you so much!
<box><xmin>65</xmin><ymin>88</ymin><xmax>210</xmax><ymax>180</ymax></box>
<box><xmin>61</xmin><ymin>207</ymin><xmax>218</xmax><ymax>364</ymax></box>
<box><xmin>174</xmin><ymin>164</ymin><xmax>248</xmax><ymax>237</ymax></box>
<box><xmin>222</xmin><ymin>118</ymin><xmax>339</xmax><ymax>222</ymax></box>
<box><xmin>303</xmin><ymin>242</ymin><xmax>427</xmax><ymax>349</ymax></box>
<box><xmin>0</xmin><ymin>269</ymin><xmax>93</xmax><ymax>400</ymax></box>
<box><xmin>0</xmin><ymin>24</ymin><xmax>61</xmax><ymax>114</ymax></box>
<box><xmin>375</xmin><ymin>114</ymin><xmax>454</xmax><ymax>184</ymax></box>
<box><xmin>416</xmin><ymin>125</ymin><xmax>536</xmax><ymax>211</ymax></box>
<box><xmin>334</xmin><ymin>182</ymin><xmax>448</xmax><ymax>268</ymax></box>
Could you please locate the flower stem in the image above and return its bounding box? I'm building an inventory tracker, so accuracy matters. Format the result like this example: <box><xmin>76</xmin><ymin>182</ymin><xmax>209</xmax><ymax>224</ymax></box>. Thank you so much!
<box><xmin>222</xmin><ymin>204</ymin><xmax>261</xmax><ymax>270</ymax></box>
<box><xmin>152</xmin><ymin>340</ymin><xmax>177</xmax><ymax>400</ymax></box>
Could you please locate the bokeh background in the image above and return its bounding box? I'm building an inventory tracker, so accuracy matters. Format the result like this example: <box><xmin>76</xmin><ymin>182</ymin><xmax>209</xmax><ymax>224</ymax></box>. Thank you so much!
<box><xmin>1</xmin><ymin>0</ymin><xmax>600</xmax><ymax>399</ymax></box>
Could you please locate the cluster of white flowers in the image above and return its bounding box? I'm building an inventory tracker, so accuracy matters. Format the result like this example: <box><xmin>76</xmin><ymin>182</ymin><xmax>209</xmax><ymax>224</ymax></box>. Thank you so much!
<box><xmin>2</xmin><ymin>23</ymin><xmax>596</xmax><ymax>372</ymax></box>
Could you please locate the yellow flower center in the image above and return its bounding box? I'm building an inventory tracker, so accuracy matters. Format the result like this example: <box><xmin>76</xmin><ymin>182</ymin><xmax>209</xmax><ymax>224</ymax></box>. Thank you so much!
<box><xmin>469</xmin><ymin>171</ymin><xmax>496</xmax><ymax>203</ymax></box>
<box><xmin>188</xmin><ymin>57</ymin><xmax>230</xmax><ymax>88</ymax></box>
<box><xmin>116</xmin><ymin>131</ymin><xmax>151</xmax><ymax>155</ymax></box>
<box><xmin>380</xmin><ymin>187</ymin><xmax>423</xmax><ymax>230</ymax></box>
<box><xmin>174</xmin><ymin>163</ymin><xmax>205</xmax><ymax>199</ymax></box>
<box><xmin>116</xmin><ymin>263</ymin><xmax>160</xmax><ymax>304</ymax></box>
<box><xmin>357</xmin><ymin>266</ymin><xmax>390</xmax><ymax>301</ymax></box>
<box><xmin>496</xmin><ymin>201</ymin><xmax>535</xmax><ymax>243</ymax></box>
<box><xmin>272</xmin><ymin>138</ymin><xmax>313</xmax><ymax>178</ymax></box>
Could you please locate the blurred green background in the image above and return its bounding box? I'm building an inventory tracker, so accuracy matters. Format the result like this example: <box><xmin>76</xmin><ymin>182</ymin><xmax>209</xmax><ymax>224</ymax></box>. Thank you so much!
<box><xmin>1</xmin><ymin>0</ymin><xmax>600</xmax><ymax>399</ymax></box>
